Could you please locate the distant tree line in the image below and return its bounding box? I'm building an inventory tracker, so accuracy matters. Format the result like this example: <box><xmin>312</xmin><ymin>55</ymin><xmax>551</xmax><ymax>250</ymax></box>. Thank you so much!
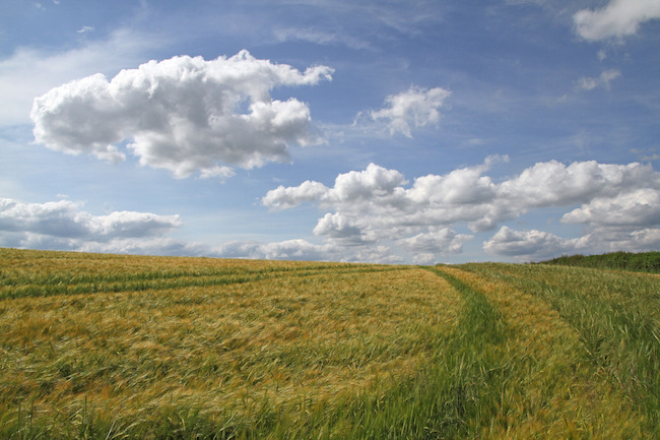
<box><xmin>539</xmin><ymin>251</ymin><xmax>660</xmax><ymax>273</ymax></box>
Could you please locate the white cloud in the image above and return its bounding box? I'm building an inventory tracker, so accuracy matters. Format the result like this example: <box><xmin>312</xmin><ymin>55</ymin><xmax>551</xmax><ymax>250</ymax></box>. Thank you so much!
<box><xmin>236</xmin><ymin>239</ymin><xmax>336</xmax><ymax>261</ymax></box>
<box><xmin>31</xmin><ymin>50</ymin><xmax>333</xmax><ymax>178</ymax></box>
<box><xmin>396</xmin><ymin>228</ymin><xmax>473</xmax><ymax>255</ymax></box>
<box><xmin>273</xmin><ymin>0</ymin><xmax>443</xmax><ymax>36</ymax></box>
<box><xmin>484</xmin><ymin>224</ymin><xmax>660</xmax><ymax>260</ymax></box>
<box><xmin>574</xmin><ymin>0</ymin><xmax>660</xmax><ymax>41</ymax></box>
<box><xmin>348</xmin><ymin>246</ymin><xmax>404</xmax><ymax>264</ymax></box>
<box><xmin>264</xmin><ymin>159</ymin><xmax>502</xmax><ymax>256</ymax></box>
<box><xmin>562</xmin><ymin>188</ymin><xmax>660</xmax><ymax>227</ymax></box>
<box><xmin>629</xmin><ymin>229</ymin><xmax>660</xmax><ymax>250</ymax></box>
<box><xmin>7</xmin><ymin>156</ymin><xmax>659</xmax><ymax>263</ymax></box>
<box><xmin>0</xmin><ymin>196</ymin><xmax>397</xmax><ymax>263</ymax></box>
<box><xmin>325</xmin><ymin>163</ymin><xmax>407</xmax><ymax>207</ymax></box>
<box><xmin>411</xmin><ymin>253</ymin><xmax>437</xmax><ymax>265</ymax></box>
<box><xmin>265</xmin><ymin>163</ymin><xmax>408</xmax><ymax>212</ymax></box>
<box><xmin>262</xmin><ymin>180</ymin><xmax>329</xmax><ymax>210</ymax></box>
<box><xmin>199</xmin><ymin>166</ymin><xmax>236</xmax><ymax>181</ymax></box>
<box><xmin>369</xmin><ymin>85</ymin><xmax>451</xmax><ymax>137</ymax></box>
<box><xmin>483</xmin><ymin>226</ymin><xmax>584</xmax><ymax>259</ymax></box>
<box><xmin>0</xmin><ymin>28</ymin><xmax>160</xmax><ymax>126</ymax></box>
<box><xmin>0</xmin><ymin>198</ymin><xmax>182</xmax><ymax>250</ymax></box>
<box><xmin>264</xmin><ymin>158</ymin><xmax>660</xmax><ymax>260</ymax></box>
<box><xmin>497</xmin><ymin>160</ymin><xmax>656</xmax><ymax>208</ymax></box>
<box><xmin>273</xmin><ymin>27</ymin><xmax>373</xmax><ymax>50</ymax></box>
<box><xmin>576</xmin><ymin>69</ymin><xmax>621</xmax><ymax>91</ymax></box>
<box><xmin>209</xmin><ymin>238</ymin><xmax>399</xmax><ymax>264</ymax></box>
<box><xmin>313</xmin><ymin>212</ymin><xmax>373</xmax><ymax>245</ymax></box>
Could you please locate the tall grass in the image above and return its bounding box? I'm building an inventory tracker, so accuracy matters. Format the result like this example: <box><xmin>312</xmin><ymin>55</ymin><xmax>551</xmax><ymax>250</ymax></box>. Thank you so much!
<box><xmin>539</xmin><ymin>251</ymin><xmax>660</xmax><ymax>273</ymax></box>
<box><xmin>1</xmin><ymin>248</ymin><xmax>658</xmax><ymax>438</ymax></box>
<box><xmin>463</xmin><ymin>262</ymin><xmax>660</xmax><ymax>436</ymax></box>
<box><xmin>0</xmin><ymin>249</ymin><xmax>463</xmax><ymax>439</ymax></box>
<box><xmin>0</xmin><ymin>248</ymin><xmax>392</xmax><ymax>300</ymax></box>
<box><xmin>432</xmin><ymin>266</ymin><xmax>647</xmax><ymax>438</ymax></box>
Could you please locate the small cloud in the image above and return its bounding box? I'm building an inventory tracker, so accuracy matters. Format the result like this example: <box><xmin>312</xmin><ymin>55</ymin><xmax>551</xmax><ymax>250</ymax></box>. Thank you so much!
<box><xmin>632</xmin><ymin>147</ymin><xmax>660</xmax><ymax>162</ymax></box>
<box><xmin>77</xmin><ymin>26</ymin><xmax>95</xmax><ymax>34</ymax></box>
<box><xmin>464</xmin><ymin>138</ymin><xmax>487</xmax><ymax>147</ymax></box>
<box><xmin>199</xmin><ymin>166</ymin><xmax>236</xmax><ymax>181</ymax></box>
<box><xmin>576</xmin><ymin>69</ymin><xmax>621</xmax><ymax>91</ymax></box>
<box><xmin>273</xmin><ymin>27</ymin><xmax>373</xmax><ymax>50</ymax></box>
<box><xmin>574</xmin><ymin>0</ymin><xmax>660</xmax><ymax>42</ymax></box>
<box><xmin>263</xmin><ymin>180</ymin><xmax>329</xmax><ymax>211</ymax></box>
<box><xmin>369</xmin><ymin>85</ymin><xmax>451</xmax><ymax>138</ymax></box>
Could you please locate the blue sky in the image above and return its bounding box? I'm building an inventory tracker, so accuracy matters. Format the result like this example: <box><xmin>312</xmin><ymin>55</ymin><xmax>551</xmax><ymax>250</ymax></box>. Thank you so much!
<box><xmin>1</xmin><ymin>0</ymin><xmax>660</xmax><ymax>264</ymax></box>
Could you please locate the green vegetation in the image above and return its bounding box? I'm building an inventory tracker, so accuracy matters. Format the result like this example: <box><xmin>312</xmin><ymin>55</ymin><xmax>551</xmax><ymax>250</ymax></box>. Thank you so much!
<box><xmin>1</xmin><ymin>248</ymin><xmax>659</xmax><ymax>438</ymax></box>
<box><xmin>540</xmin><ymin>251</ymin><xmax>660</xmax><ymax>273</ymax></box>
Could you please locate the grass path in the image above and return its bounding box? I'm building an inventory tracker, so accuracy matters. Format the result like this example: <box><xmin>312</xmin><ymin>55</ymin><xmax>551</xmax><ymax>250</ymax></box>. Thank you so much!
<box><xmin>463</xmin><ymin>263</ymin><xmax>660</xmax><ymax>436</ymax></box>
<box><xmin>428</xmin><ymin>266</ymin><xmax>644</xmax><ymax>439</ymax></box>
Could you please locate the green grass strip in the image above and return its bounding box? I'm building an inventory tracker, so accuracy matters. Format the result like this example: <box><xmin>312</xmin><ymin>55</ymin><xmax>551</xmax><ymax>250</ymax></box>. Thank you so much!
<box><xmin>462</xmin><ymin>263</ymin><xmax>660</xmax><ymax>437</ymax></box>
<box><xmin>539</xmin><ymin>251</ymin><xmax>660</xmax><ymax>273</ymax></box>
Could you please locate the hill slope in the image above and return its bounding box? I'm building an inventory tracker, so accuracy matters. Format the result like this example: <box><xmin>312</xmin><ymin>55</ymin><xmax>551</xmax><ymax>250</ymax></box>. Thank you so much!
<box><xmin>1</xmin><ymin>248</ymin><xmax>659</xmax><ymax>439</ymax></box>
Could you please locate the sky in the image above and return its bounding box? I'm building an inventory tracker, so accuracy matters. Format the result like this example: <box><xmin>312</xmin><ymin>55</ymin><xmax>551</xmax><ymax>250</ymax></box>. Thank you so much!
<box><xmin>1</xmin><ymin>0</ymin><xmax>660</xmax><ymax>265</ymax></box>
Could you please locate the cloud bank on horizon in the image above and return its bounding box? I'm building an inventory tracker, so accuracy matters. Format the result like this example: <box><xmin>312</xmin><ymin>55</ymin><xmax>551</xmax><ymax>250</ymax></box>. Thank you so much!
<box><xmin>1</xmin><ymin>0</ymin><xmax>660</xmax><ymax>263</ymax></box>
<box><xmin>263</xmin><ymin>159</ymin><xmax>660</xmax><ymax>262</ymax></box>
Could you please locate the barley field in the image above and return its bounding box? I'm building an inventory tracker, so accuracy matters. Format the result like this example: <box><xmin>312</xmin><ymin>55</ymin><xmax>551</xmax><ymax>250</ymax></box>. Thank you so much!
<box><xmin>1</xmin><ymin>248</ymin><xmax>659</xmax><ymax>439</ymax></box>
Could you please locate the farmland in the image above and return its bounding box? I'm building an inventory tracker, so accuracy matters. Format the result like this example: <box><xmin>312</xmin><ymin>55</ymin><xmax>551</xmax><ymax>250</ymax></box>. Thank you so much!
<box><xmin>1</xmin><ymin>248</ymin><xmax>659</xmax><ymax>439</ymax></box>
<box><xmin>540</xmin><ymin>251</ymin><xmax>660</xmax><ymax>273</ymax></box>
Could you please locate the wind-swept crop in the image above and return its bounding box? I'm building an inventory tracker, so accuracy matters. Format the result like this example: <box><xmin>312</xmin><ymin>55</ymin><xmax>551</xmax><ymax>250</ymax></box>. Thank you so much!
<box><xmin>1</xmin><ymin>248</ymin><xmax>659</xmax><ymax>438</ymax></box>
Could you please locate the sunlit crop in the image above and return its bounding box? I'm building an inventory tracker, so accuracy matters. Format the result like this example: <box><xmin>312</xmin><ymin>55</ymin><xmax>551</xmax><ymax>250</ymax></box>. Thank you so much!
<box><xmin>1</xmin><ymin>248</ymin><xmax>659</xmax><ymax>439</ymax></box>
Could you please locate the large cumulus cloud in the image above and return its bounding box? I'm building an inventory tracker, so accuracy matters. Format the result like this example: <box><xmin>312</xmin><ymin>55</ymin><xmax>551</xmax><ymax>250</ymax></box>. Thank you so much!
<box><xmin>264</xmin><ymin>158</ymin><xmax>660</xmax><ymax>261</ymax></box>
<box><xmin>31</xmin><ymin>50</ymin><xmax>333</xmax><ymax>178</ymax></box>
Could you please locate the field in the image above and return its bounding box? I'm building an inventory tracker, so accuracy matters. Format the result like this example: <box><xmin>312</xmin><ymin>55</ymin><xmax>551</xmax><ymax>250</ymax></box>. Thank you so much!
<box><xmin>1</xmin><ymin>248</ymin><xmax>659</xmax><ymax>439</ymax></box>
<box><xmin>540</xmin><ymin>251</ymin><xmax>660</xmax><ymax>273</ymax></box>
